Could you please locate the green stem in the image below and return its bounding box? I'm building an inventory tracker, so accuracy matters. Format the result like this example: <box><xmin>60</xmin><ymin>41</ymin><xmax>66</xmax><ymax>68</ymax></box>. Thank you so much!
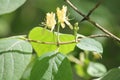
<box><xmin>73</xmin><ymin>22</ymin><xmax>79</xmax><ymax>42</ymax></box>
<box><xmin>85</xmin><ymin>51</ymin><xmax>89</xmax><ymax>60</ymax></box>
<box><xmin>57</xmin><ymin>23</ymin><xmax>60</xmax><ymax>47</ymax></box>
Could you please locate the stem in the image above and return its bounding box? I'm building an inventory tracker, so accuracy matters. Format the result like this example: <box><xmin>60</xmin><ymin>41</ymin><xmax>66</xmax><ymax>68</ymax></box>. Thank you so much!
<box><xmin>20</xmin><ymin>34</ymin><xmax>111</xmax><ymax>45</ymax></box>
<box><xmin>65</xmin><ymin>0</ymin><xmax>86</xmax><ymax>18</ymax></box>
<box><xmin>80</xmin><ymin>0</ymin><xmax>103</xmax><ymax>22</ymax></box>
<box><xmin>73</xmin><ymin>22</ymin><xmax>79</xmax><ymax>42</ymax></box>
<box><xmin>24</xmin><ymin>38</ymin><xmax>76</xmax><ymax>45</ymax></box>
<box><xmin>87</xmin><ymin>34</ymin><xmax>110</xmax><ymax>38</ymax></box>
<box><xmin>57</xmin><ymin>23</ymin><xmax>60</xmax><ymax>47</ymax></box>
<box><xmin>88</xmin><ymin>19</ymin><xmax>120</xmax><ymax>42</ymax></box>
<box><xmin>68</xmin><ymin>55</ymin><xmax>83</xmax><ymax>66</ymax></box>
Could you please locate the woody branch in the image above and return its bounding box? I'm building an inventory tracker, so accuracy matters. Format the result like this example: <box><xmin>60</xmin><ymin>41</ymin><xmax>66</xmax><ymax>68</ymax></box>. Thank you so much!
<box><xmin>65</xmin><ymin>0</ymin><xmax>120</xmax><ymax>43</ymax></box>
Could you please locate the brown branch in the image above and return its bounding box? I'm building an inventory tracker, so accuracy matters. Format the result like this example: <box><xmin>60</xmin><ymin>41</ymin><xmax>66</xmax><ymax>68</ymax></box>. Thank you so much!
<box><xmin>25</xmin><ymin>38</ymin><xmax>77</xmax><ymax>45</ymax></box>
<box><xmin>87</xmin><ymin>34</ymin><xmax>110</xmax><ymax>38</ymax></box>
<box><xmin>88</xmin><ymin>20</ymin><xmax>120</xmax><ymax>42</ymax></box>
<box><xmin>65</xmin><ymin>0</ymin><xmax>120</xmax><ymax>43</ymax></box>
<box><xmin>77</xmin><ymin>34</ymin><xmax>110</xmax><ymax>39</ymax></box>
<box><xmin>20</xmin><ymin>34</ymin><xmax>111</xmax><ymax>45</ymax></box>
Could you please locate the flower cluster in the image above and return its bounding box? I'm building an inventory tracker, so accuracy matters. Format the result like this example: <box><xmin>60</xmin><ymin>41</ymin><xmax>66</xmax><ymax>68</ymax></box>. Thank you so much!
<box><xmin>46</xmin><ymin>12</ymin><xmax>56</xmax><ymax>31</ymax></box>
<box><xmin>45</xmin><ymin>5</ymin><xmax>73</xmax><ymax>31</ymax></box>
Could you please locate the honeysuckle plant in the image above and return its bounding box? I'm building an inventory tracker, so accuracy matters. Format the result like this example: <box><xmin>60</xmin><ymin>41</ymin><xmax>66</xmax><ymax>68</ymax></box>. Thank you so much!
<box><xmin>0</xmin><ymin>4</ymin><xmax>105</xmax><ymax>80</ymax></box>
<box><xmin>0</xmin><ymin>0</ymin><xmax>120</xmax><ymax>80</ymax></box>
<box><xmin>24</xmin><ymin>5</ymin><xmax>105</xmax><ymax>80</ymax></box>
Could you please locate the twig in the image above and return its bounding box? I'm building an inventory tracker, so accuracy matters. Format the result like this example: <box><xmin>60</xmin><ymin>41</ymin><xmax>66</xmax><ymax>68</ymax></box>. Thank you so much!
<box><xmin>88</xmin><ymin>20</ymin><xmax>120</xmax><ymax>42</ymax></box>
<box><xmin>65</xmin><ymin>0</ymin><xmax>120</xmax><ymax>43</ymax></box>
<box><xmin>80</xmin><ymin>0</ymin><xmax>103</xmax><ymax>22</ymax></box>
<box><xmin>65</xmin><ymin>0</ymin><xmax>86</xmax><ymax>18</ymax></box>
<box><xmin>77</xmin><ymin>34</ymin><xmax>110</xmax><ymax>39</ymax></box>
<box><xmin>86</xmin><ymin>0</ymin><xmax>103</xmax><ymax>18</ymax></box>
<box><xmin>68</xmin><ymin>55</ymin><xmax>83</xmax><ymax>66</ymax></box>
<box><xmin>21</xmin><ymin>34</ymin><xmax>110</xmax><ymax>45</ymax></box>
<box><xmin>88</xmin><ymin>34</ymin><xmax>110</xmax><ymax>38</ymax></box>
<box><xmin>25</xmin><ymin>38</ymin><xmax>77</xmax><ymax>45</ymax></box>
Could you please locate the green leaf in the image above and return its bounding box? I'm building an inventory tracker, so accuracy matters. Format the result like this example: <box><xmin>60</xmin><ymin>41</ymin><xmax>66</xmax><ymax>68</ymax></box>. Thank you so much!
<box><xmin>0</xmin><ymin>36</ymin><xmax>32</xmax><ymax>80</ymax></box>
<box><xmin>87</xmin><ymin>62</ymin><xmax>107</xmax><ymax>77</ymax></box>
<box><xmin>0</xmin><ymin>0</ymin><xmax>26</xmax><ymax>15</ymax></box>
<box><xmin>28</xmin><ymin>27</ymin><xmax>57</xmax><ymax>56</ymax></box>
<box><xmin>97</xmin><ymin>68</ymin><xmax>120</xmax><ymax>80</ymax></box>
<box><xmin>30</xmin><ymin>52</ymin><xmax>73</xmax><ymax>80</ymax></box>
<box><xmin>28</xmin><ymin>27</ymin><xmax>75</xmax><ymax>56</ymax></box>
<box><xmin>77</xmin><ymin>38</ymin><xmax>103</xmax><ymax>53</ymax></box>
<box><xmin>20</xmin><ymin>55</ymin><xmax>37</xmax><ymax>80</ymax></box>
<box><xmin>59</xmin><ymin>33</ymin><xmax>75</xmax><ymax>54</ymax></box>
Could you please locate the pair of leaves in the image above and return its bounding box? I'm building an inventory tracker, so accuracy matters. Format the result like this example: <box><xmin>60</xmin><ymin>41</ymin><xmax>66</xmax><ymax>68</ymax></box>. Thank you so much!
<box><xmin>0</xmin><ymin>0</ymin><xmax>26</xmax><ymax>15</ymax></box>
<box><xmin>28</xmin><ymin>27</ymin><xmax>75</xmax><ymax>56</ymax></box>
<box><xmin>30</xmin><ymin>52</ymin><xmax>73</xmax><ymax>80</ymax></box>
<box><xmin>0</xmin><ymin>36</ymin><xmax>32</xmax><ymax>80</ymax></box>
<box><xmin>29</xmin><ymin>27</ymin><xmax>103</xmax><ymax>57</ymax></box>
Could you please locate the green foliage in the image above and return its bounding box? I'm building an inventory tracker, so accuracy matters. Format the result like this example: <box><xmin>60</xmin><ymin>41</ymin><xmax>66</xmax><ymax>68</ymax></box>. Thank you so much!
<box><xmin>77</xmin><ymin>38</ymin><xmax>103</xmax><ymax>53</ymax></box>
<box><xmin>59</xmin><ymin>33</ymin><xmax>76</xmax><ymax>54</ymax></box>
<box><xmin>29</xmin><ymin>27</ymin><xmax>75</xmax><ymax>56</ymax></box>
<box><xmin>0</xmin><ymin>0</ymin><xmax>120</xmax><ymax>80</ymax></box>
<box><xmin>87</xmin><ymin>62</ymin><xmax>107</xmax><ymax>77</ymax></box>
<box><xmin>30</xmin><ymin>52</ymin><xmax>72</xmax><ymax>80</ymax></box>
<box><xmin>0</xmin><ymin>0</ymin><xmax>26</xmax><ymax>15</ymax></box>
<box><xmin>28</xmin><ymin>27</ymin><xmax>57</xmax><ymax>56</ymax></box>
<box><xmin>96</xmin><ymin>68</ymin><xmax>120</xmax><ymax>80</ymax></box>
<box><xmin>74</xmin><ymin>56</ymin><xmax>106</xmax><ymax>79</ymax></box>
<box><xmin>75</xmin><ymin>64</ymin><xmax>90</xmax><ymax>79</ymax></box>
<box><xmin>0</xmin><ymin>36</ymin><xmax>32</xmax><ymax>80</ymax></box>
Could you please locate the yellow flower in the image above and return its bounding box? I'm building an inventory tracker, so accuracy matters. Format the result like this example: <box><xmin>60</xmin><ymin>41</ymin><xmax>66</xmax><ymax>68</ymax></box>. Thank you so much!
<box><xmin>46</xmin><ymin>12</ymin><xmax>56</xmax><ymax>31</ymax></box>
<box><xmin>57</xmin><ymin>5</ymin><xmax>73</xmax><ymax>29</ymax></box>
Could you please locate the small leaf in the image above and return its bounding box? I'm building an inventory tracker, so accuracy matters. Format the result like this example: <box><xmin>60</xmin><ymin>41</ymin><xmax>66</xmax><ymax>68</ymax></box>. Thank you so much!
<box><xmin>28</xmin><ymin>27</ymin><xmax>75</xmax><ymax>56</ymax></box>
<box><xmin>98</xmin><ymin>68</ymin><xmax>120</xmax><ymax>80</ymax></box>
<box><xmin>30</xmin><ymin>52</ymin><xmax>73</xmax><ymax>80</ymax></box>
<box><xmin>0</xmin><ymin>36</ymin><xmax>32</xmax><ymax>80</ymax></box>
<box><xmin>77</xmin><ymin>38</ymin><xmax>103</xmax><ymax>53</ymax></box>
<box><xmin>0</xmin><ymin>0</ymin><xmax>26</xmax><ymax>15</ymax></box>
<box><xmin>87</xmin><ymin>62</ymin><xmax>107</xmax><ymax>77</ymax></box>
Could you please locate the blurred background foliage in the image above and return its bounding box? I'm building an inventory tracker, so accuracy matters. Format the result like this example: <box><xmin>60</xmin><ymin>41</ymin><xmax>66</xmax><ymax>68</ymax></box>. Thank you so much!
<box><xmin>0</xmin><ymin>0</ymin><xmax>120</xmax><ymax>78</ymax></box>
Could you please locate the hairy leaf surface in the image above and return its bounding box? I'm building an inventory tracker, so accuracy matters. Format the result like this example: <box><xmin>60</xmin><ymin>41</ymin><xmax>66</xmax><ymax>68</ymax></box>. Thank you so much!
<box><xmin>0</xmin><ymin>36</ymin><xmax>32</xmax><ymax>80</ymax></box>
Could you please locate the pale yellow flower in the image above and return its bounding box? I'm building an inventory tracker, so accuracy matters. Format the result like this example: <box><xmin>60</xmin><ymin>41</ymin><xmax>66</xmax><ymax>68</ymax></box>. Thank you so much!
<box><xmin>57</xmin><ymin>5</ymin><xmax>73</xmax><ymax>29</ymax></box>
<box><xmin>46</xmin><ymin>12</ymin><xmax>56</xmax><ymax>31</ymax></box>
